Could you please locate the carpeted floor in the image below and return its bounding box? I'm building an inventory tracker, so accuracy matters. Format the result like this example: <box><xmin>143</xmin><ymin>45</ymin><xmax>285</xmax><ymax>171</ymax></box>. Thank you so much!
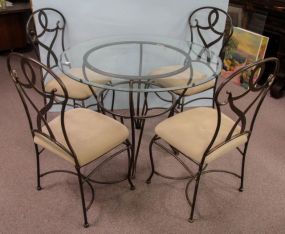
<box><xmin>1</xmin><ymin>52</ymin><xmax>285</xmax><ymax>234</ymax></box>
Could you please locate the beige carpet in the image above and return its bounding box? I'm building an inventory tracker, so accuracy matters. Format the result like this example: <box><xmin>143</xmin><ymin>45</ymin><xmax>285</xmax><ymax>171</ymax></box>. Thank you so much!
<box><xmin>1</xmin><ymin>53</ymin><xmax>285</xmax><ymax>234</ymax></box>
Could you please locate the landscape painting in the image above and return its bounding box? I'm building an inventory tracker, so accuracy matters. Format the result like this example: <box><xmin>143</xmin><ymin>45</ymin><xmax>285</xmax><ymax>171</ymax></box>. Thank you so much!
<box><xmin>222</xmin><ymin>27</ymin><xmax>269</xmax><ymax>89</ymax></box>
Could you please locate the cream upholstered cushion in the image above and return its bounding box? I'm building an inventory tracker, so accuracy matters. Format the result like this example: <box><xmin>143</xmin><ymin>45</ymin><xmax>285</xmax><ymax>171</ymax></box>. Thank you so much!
<box><xmin>34</xmin><ymin>108</ymin><xmax>129</xmax><ymax>166</ymax></box>
<box><xmin>45</xmin><ymin>68</ymin><xmax>111</xmax><ymax>100</ymax></box>
<box><xmin>151</xmin><ymin>65</ymin><xmax>215</xmax><ymax>96</ymax></box>
<box><xmin>155</xmin><ymin>107</ymin><xmax>248</xmax><ymax>164</ymax></box>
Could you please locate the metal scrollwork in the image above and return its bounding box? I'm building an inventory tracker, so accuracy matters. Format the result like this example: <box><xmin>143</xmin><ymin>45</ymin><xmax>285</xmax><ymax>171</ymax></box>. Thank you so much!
<box><xmin>26</xmin><ymin>8</ymin><xmax>66</xmax><ymax>68</ymax></box>
<box><xmin>7</xmin><ymin>54</ymin><xmax>66</xmax><ymax>142</ymax></box>
<box><xmin>213</xmin><ymin>58</ymin><xmax>279</xmax><ymax>145</ymax></box>
<box><xmin>189</xmin><ymin>7</ymin><xmax>233</xmax><ymax>59</ymax></box>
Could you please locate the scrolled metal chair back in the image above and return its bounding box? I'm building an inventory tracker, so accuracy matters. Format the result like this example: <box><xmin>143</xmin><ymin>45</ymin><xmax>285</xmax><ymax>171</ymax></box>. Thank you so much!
<box><xmin>7</xmin><ymin>53</ymin><xmax>80</xmax><ymax>167</ymax></box>
<box><xmin>26</xmin><ymin>8</ymin><xmax>66</xmax><ymax>69</ymax></box>
<box><xmin>202</xmin><ymin>58</ymin><xmax>279</xmax><ymax>163</ymax></box>
<box><xmin>188</xmin><ymin>7</ymin><xmax>233</xmax><ymax>60</ymax></box>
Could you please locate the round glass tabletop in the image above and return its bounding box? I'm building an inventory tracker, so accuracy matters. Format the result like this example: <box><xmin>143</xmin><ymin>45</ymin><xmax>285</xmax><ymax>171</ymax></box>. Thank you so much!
<box><xmin>60</xmin><ymin>35</ymin><xmax>222</xmax><ymax>92</ymax></box>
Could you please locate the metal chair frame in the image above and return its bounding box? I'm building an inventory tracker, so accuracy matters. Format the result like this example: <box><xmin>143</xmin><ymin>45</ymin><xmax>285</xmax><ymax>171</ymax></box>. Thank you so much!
<box><xmin>146</xmin><ymin>57</ymin><xmax>279</xmax><ymax>222</ymax></box>
<box><xmin>154</xmin><ymin>6</ymin><xmax>234</xmax><ymax>111</ymax></box>
<box><xmin>7</xmin><ymin>53</ymin><xmax>135</xmax><ymax>228</ymax></box>
<box><xmin>26</xmin><ymin>8</ymin><xmax>98</xmax><ymax>109</ymax></box>
<box><xmin>182</xmin><ymin>6</ymin><xmax>234</xmax><ymax>108</ymax></box>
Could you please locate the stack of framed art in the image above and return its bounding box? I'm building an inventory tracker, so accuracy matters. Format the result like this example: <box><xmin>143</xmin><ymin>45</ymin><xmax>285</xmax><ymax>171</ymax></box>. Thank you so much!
<box><xmin>222</xmin><ymin>27</ymin><xmax>269</xmax><ymax>88</ymax></box>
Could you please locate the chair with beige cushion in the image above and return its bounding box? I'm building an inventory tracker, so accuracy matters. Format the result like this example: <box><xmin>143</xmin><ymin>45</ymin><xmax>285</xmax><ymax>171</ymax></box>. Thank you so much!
<box><xmin>7</xmin><ymin>53</ymin><xmax>134</xmax><ymax>228</ymax></box>
<box><xmin>26</xmin><ymin>8</ymin><xmax>110</xmax><ymax>108</ymax></box>
<box><xmin>153</xmin><ymin>7</ymin><xmax>233</xmax><ymax>110</ymax></box>
<box><xmin>146</xmin><ymin>58</ymin><xmax>279</xmax><ymax>222</ymax></box>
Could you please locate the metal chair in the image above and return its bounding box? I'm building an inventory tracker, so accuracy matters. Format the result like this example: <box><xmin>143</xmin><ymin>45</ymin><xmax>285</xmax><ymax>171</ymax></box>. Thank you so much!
<box><xmin>26</xmin><ymin>8</ymin><xmax>110</xmax><ymax>108</ymax></box>
<box><xmin>152</xmin><ymin>7</ymin><xmax>233</xmax><ymax>110</ymax></box>
<box><xmin>146</xmin><ymin>58</ymin><xmax>279</xmax><ymax>222</ymax></box>
<box><xmin>189</xmin><ymin>7</ymin><xmax>233</xmax><ymax>61</ymax></box>
<box><xmin>7</xmin><ymin>53</ymin><xmax>135</xmax><ymax>227</ymax></box>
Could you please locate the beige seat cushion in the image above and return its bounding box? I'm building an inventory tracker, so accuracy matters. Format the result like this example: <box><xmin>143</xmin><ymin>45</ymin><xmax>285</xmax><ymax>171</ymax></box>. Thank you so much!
<box><xmin>34</xmin><ymin>108</ymin><xmax>129</xmax><ymax>166</ymax></box>
<box><xmin>151</xmin><ymin>65</ymin><xmax>215</xmax><ymax>96</ymax></box>
<box><xmin>45</xmin><ymin>68</ymin><xmax>111</xmax><ymax>100</ymax></box>
<box><xmin>155</xmin><ymin>107</ymin><xmax>248</xmax><ymax>164</ymax></box>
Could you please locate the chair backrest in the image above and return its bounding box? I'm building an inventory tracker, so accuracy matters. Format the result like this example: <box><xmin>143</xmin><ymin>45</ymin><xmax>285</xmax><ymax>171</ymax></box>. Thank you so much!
<box><xmin>26</xmin><ymin>8</ymin><xmax>66</xmax><ymax>69</ymax></box>
<box><xmin>202</xmin><ymin>58</ymin><xmax>279</xmax><ymax>163</ymax></box>
<box><xmin>188</xmin><ymin>7</ymin><xmax>233</xmax><ymax>60</ymax></box>
<box><xmin>7</xmin><ymin>53</ymin><xmax>80</xmax><ymax>166</ymax></box>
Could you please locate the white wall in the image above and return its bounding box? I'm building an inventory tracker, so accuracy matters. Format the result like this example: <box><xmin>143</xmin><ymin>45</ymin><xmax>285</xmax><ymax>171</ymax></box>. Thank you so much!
<box><xmin>31</xmin><ymin>0</ymin><xmax>229</xmax><ymax>109</ymax></box>
<box><xmin>31</xmin><ymin>0</ymin><xmax>229</xmax><ymax>49</ymax></box>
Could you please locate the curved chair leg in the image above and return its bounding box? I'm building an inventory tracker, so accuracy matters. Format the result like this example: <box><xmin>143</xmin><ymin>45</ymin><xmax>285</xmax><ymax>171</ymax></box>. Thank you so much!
<box><xmin>76</xmin><ymin>167</ymin><xmax>89</xmax><ymax>228</ymax></box>
<box><xmin>188</xmin><ymin>171</ymin><xmax>202</xmax><ymax>223</ymax></box>
<box><xmin>146</xmin><ymin>135</ymin><xmax>157</xmax><ymax>184</ymax></box>
<box><xmin>34</xmin><ymin>144</ymin><xmax>42</xmax><ymax>190</ymax></box>
<box><xmin>239</xmin><ymin>143</ymin><xmax>249</xmax><ymax>192</ymax></box>
<box><xmin>132</xmin><ymin>119</ymin><xmax>146</xmax><ymax>177</ymax></box>
<box><xmin>126</xmin><ymin>143</ymin><xmax>136</xmax><ymax>190</ymax></box>
<box><xmin>111</xmin><ymin>90</ymin><xmax>116</xmax><ymax>112</ymax></box>
<box><xmin>239</xmin><ymin>155</ymin><xmax>246</xmax><ymax>192</ymax></box>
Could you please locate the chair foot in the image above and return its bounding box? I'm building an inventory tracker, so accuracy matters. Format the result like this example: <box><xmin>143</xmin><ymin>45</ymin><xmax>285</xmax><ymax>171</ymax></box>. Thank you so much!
<box><xmin>146</xmin><ymin>179</ymin><xmax>152</xmax><ymax>184</ymax></box>
<box><xmin>83</xmin><ymin>223</ymin><xmax>89</xmax><ymax>228</ymax></box>
<box><xmin>130</xmin><ymin>185</ymin><xmax>136</xmax><ymax>191</ymax></box>
<box><xmin>37</xmin><ymin>186</ymin><xmax>42</xmax><ymax>191</ymax></box>
<box><xmin>188</xmin><ymin>218</ymin><xmax>195</xmax><ymax>223</ymax></box>
<box><xmin>239</xmin><ymin>187</ymin><xmax>244</xmax><ymax>192</ymax></box>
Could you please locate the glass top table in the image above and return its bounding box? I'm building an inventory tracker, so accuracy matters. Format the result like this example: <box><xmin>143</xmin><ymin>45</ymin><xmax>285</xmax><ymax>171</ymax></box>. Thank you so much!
<box><xmin>59</xmin><ymin>35</ymin><xmax>222</xmax><ymax>177</ymax></box>
<box><xmin>60</xmin><ymin>35</ymin><xmax>222</xmax><ymax>93</ymax></box>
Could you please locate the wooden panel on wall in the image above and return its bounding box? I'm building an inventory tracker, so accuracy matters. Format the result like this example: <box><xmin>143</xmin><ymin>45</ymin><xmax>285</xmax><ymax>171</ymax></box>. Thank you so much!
<box><xmin>0</xmin><ymin>2</ymin><xmax>31</xmax><ymax>51</ymax></box>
